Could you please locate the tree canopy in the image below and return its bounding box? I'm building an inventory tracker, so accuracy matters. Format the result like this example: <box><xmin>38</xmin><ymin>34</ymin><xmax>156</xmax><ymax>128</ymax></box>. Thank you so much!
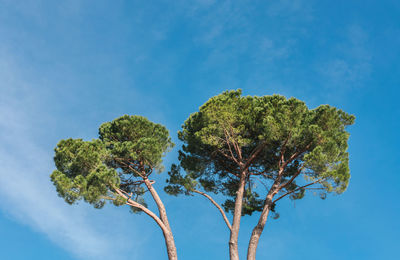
<box><xmin>166</xmin><ymin>90</ymin><xmax>354</xmax><ymax>214</ymax></box>
<box><xmin>164</xmin><ymin>89</ymin><xmax>354</xmax><ymax>259</ymax></box>
<box><xmin>51</xmin><ymin>115</ymin><xmax>174</xmax><ymax>210</ymax></box>
<box><xmin>51</xmin><ymin>115</ymin><xmax>178</xmax><ymax>260</ymax></box>
<box><xmin>50</xmin><ymin>92</ymin><xmax>354</xmax><ymax>260</ymax></box>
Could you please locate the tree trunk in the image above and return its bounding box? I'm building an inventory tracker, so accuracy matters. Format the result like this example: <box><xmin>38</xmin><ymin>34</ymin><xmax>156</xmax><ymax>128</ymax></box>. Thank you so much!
<box><xmin>143</xmin><ymin>178</ymin><xmax>173</xmax><ymax>232</ymax></box>
<box><xmin>246</xmin><ymin>196</ymin><xmax>273</xmax><ymax>260</ymax></box>
<box><xmin>229</xmin><ymin>171</ymin><xmax>247</xmax><ymax>260</ymax></box>
<box><xmin>247</xmin><ymin>165</ymin><xmax>284</xmax><ymax>260</ymax></box>
<box><xmin>162</xmin><ymin>229</ymin><xmax>178</xmax><ymax>260</ymax></box>
<box><xmin>143</xmin><ymin>178</ymin><xmax>178</xmax><ymax>260</ymax></box>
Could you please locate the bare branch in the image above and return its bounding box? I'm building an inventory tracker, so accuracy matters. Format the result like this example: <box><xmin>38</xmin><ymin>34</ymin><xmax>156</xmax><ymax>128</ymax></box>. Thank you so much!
<box><xmin>272</xmin><ymin>179</ymin><xmax>324</xmax><ymax>204</ymax></box>
<box><xmin>193</xmin><ymin>189</ymin><xmax>232</xmax><ymax>231</ymax></box>
<box><xmin>279</xmin><ymin>165</ymin><xmax>305</xmax><ymax>190</ymax></box>
<box><xmin>100</xmin><ymin>195</ymin><xmax>117</xmax><ymax>201</ymax></box>
<box><xmin>113</xmin><ymin>187</ymin><xmax>169</xmax><ymax>233</ymax></box>
<box><xmin>249</xmin><ymin>168</ymin><xmax>275</xmax><ymax>179</ymax></box>
<box><xmin>252</xmin><ymin>176</ymin><xmax>270</xmax><ymax>190</ymax></box>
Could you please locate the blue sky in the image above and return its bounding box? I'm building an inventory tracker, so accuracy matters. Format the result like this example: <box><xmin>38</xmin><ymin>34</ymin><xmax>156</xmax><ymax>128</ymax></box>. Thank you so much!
<box><xmin>0</xmin><ymin>0</ymin><xmax>399</xmax><ymax>259</ymax></box>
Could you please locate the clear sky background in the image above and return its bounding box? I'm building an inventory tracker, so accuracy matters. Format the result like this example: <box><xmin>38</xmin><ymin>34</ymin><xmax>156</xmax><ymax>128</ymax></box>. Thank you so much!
<box><xmin>0</xmin><ymin>0</ymin><xmax>399</xmax><ymax>259</ymax></box>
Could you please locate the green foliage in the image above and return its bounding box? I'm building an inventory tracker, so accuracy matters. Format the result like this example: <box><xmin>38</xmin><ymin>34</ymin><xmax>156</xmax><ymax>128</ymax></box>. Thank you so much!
<box><xmin>165</xmin><ymin>90</ymin><xmax>354</xmax><ymax>216</ymax></box>
<box><xmin>51</xmin><ymin>115</ymin><xmax>174</xmax><ymax>211</ymax></box>
<box><xmin>99</xmin><ymin>115</ymin><xmax>174</xmax><ymax>173</ymax></box>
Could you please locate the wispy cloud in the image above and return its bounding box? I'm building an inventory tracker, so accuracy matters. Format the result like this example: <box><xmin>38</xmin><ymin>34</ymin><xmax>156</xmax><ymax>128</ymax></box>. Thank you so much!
<box><xmin>318</xmin><ymin>25</ymin><xmax>372</xmax><ymax>88</ymax></box>
<box><xmin>174</xmin><ymin>0</ymin><xmax>314</xmax><ymax>98</ymax></box>
<box><xmin>0</xmin><ymin>55</ymin><xmax>139</xmax><ymax>260</ymax></box>
<box><xmin>0</xmin><ymin>157</ymin><xmax>113</xmax><ymax>259</ymax></box>
<box><xmin>266</xmin><ymin>0</ymin><xmax>314</xmax><ymax>19</ymax></box>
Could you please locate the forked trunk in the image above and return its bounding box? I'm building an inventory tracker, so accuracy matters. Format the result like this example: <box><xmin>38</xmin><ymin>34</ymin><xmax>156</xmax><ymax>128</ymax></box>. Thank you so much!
<box><xmin>144</xmin><ymin>178</ymin><xmax>173</xmax><ymax>232</ymax></box>
<box><xmin>115</xmin><ymin>186</ymin><xmax>178</xmax><ymax>260</ymax></box>
<box><xmin>229</xmin><ymin>171</ymin><xmax>247</xmax><ymax>260</ymax></box>
<box><xmin>246</xmin><ymin>196</ymin><xmax>273</xmax><ymax>260</ymax></box>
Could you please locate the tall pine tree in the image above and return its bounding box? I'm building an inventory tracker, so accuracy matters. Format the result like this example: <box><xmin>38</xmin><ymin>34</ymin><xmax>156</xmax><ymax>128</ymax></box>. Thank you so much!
<box><xmin>165</xmin><ymin>90</ymin><xmax>354</xmax><ymax>260</ymax></box>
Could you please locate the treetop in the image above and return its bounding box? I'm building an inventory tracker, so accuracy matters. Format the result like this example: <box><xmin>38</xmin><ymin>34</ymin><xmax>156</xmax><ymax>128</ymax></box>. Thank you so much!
<box><xmin>51</xmin><ymin>115</ymin><xmax>174</xmax><ymax>211</ymax></box>
<box><xmin>166</xmin><ymin>90</ymin><xmax>355</xmax><ymax>215</ymax></box>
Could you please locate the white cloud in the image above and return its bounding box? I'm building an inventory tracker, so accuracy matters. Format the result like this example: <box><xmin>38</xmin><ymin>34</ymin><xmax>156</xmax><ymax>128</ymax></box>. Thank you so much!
<box><xmin>0</xmin><ymin>156</ymin><xmax>112</xmax><ymax>259</ymax></box>
<box><xmin>0</xmin><ymin>55</ymin><xmax>139</xmax><ymax>260</ymax></box>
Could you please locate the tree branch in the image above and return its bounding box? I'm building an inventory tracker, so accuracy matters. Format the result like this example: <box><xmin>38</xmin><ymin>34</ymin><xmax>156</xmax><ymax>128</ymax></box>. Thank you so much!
<box><xmin>114</xmin><ymin>158</ymin><xmax>144</xmax><ymax>177</ymax></box>
<box><xmin>223</xmin><ymin>124</ymin><xmax>242</xmax><ymax>162</ymax></box>
<box><xmin>224</xmin><ymin>127</ymin><xmax>241</xmax><ymax>165</ymax></box>
<box><xmin>279</xmin><ymin>133</ymin><xmax>291</xmax><ymax>168</ymax></box>
<box><xmin>242</xmin><ymin>142</ymin><xmax>267</xmax><ymax>171</ymax></box>
<box><xmin>272</xmin><ymin>179</ymin><xmax>323</xmax><ymax>204</ymax></box>
<box><xmin>100</xmin><ymin>195</ymin><xmax>117</xmax><ymax>201</ymax></box>
<box><xmin>223</xmin><ymin>131</ymin><xmax>240</xmax><ymax>165</ymax></box>
<box><xmin>218</xmin><ymin>149</ymin><xmax>239</xmax><ymax>165</ymax></box>
<box><xmin>282</xmin><ymin>143</ymin><xmax>312</xmax><ymax>168</ymax></box>
<box><xmin>141</xmin><ymin>176</ymin><xmax>174</xmax><ymax>234</ymax></box>
<box><xmin>252</xmin><ymin>176</ymin><xmax>270</xmax><ymax>191</ymax></box>
<box><xmin>113</xmin><ymin>187</ymin><xmax>169</xmax><ymax>233</ymax></box>
<box><xmin>193</xmin><ymin>189</ymin><xmax>232</xmax><ymax>231</ymax></box>
<box><xmin>229</xmin><ymin>125</ymin><xmax>243</xmax><ymax>161</ymax></box>
<box><xmin>249</xmin><ymin>167</ymin><xmax>275</xmax><ymax>179</ymax></box>
<box><xmin>279</xmin><ymin>165</ymin><xmax>305</xmax><ymax>190</ymax></box>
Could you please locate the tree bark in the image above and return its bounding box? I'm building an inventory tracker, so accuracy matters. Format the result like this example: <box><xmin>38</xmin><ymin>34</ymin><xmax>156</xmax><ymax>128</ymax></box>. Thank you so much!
<box><xmin>143</xmin><ymin>178</ymin><xmax>173</xmax><ymax>231</ymax></box>
<box><xmin>229</xmin><ymin>171</ymin><xmax>247</xmax><ymax>260</ymax></box>
<box><xmin>162</xmin><ymin>229</ymin><xmax>178</xmax><ymax>260</ymax></box>
<box><xmin>246</xmin><ymin>195</ymin><xmax>273</xmax><ymax>260</ymax></box>
<box><xmin>143</xmin><ymin>178</ymin><xmax>178</xmax><ymax>260</ymax></box>
<box><xmin>114</xmin><ymin>187</ymin><xmax>178</xmax><ymax>260</ymax></box>
<box><xmin>247</xmin><ymin>179</ymin><xmax>322</xmax><ymax>260</ymax></box>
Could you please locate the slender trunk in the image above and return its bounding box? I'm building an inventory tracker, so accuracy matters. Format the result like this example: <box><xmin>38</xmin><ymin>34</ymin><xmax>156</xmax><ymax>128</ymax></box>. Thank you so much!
<box><xmin>162</xmin><ymin>229</ymin><xmax>178</xmax><ymax>260</ymax></box>
<box><xmin>246</xmin><ymin>196</ymin><xmax>273</xmax><ymax>260</ymax></box>
<box><xmin>247</xmin><ymin>172</ymin><xmax>282</xmax><ymax>260</ymax></box>
<box><xmin>246</xmin><ymin>145</ymin><xmax>290</xmax><ymax>259</ymax></box>
<box><xmin>143</xmin><ymin>178</ymin><xmax>178</xmax><ymax>260</ymax></box>
<box><xmin>229</xmin><ymin>171</ymin><xmax>247</xmax><ymax>260</ymax></box>
<box><xmin>143</xmin><ymin>178</ymin><xmax>173</xmax><ymax>231</ymax></box>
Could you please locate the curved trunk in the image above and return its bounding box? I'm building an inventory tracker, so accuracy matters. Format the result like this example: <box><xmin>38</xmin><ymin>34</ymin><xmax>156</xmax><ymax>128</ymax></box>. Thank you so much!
<box><xmin>144</xmin><ymin>178</ymin><xmax>173</xmax><ymax>231</ymax></box>
<box><xmin>143</xmin><ymin>178</ymin><xmax>178</xmax><ymax>260</ymax></box>
<box><xmin>229</xmin><ymin>171</ymin><xmax>247</xmax><ymax>260</ymax></box>
<box><xmin>246</xmin><ymin>197</ymin><xmax>272</xmax><ymax>260</ymax></box>
<box><xmin>115</xmin><ymin>187</ymin><xmax>178</xmax><ymax>259</ymax></box>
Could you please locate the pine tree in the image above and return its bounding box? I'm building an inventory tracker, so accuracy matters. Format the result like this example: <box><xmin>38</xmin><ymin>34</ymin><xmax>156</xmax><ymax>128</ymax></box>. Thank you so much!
<box><xmin>51</xmin><ymin>115</ymin><xmax>178</xmax><ymax>260</ymax></box>
<box><xmin>165</xmin><ymin>90</ymin><xmax>354</xmax><ymax>260</ymax></box>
